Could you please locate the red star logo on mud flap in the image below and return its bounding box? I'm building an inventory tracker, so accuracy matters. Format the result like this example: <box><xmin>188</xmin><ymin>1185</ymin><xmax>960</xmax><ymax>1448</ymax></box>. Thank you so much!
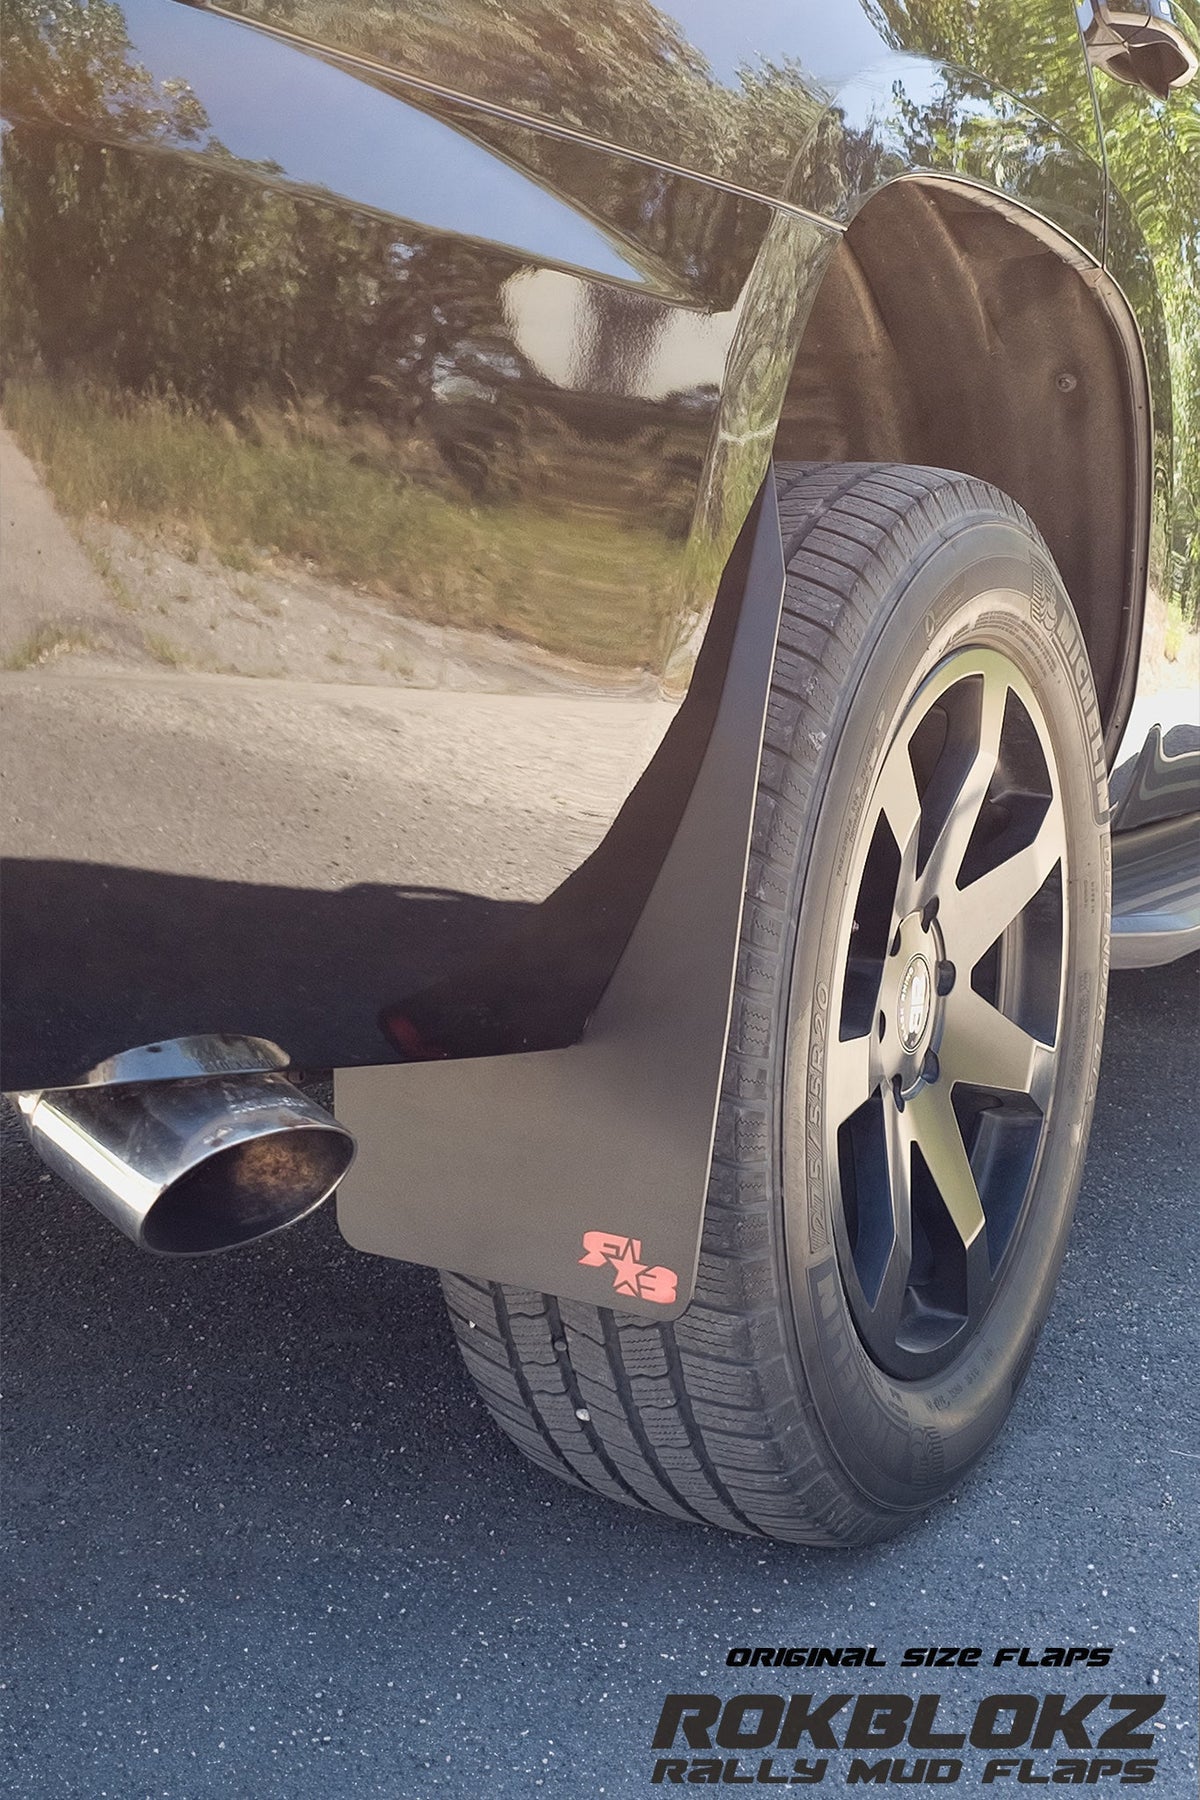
<box><xmin>578</xmin><ymin>1231</ymin><xmax>678</xmax><ymax>1306</ymax></box>
<box><xmin>606</xmin><ymin>1239</ymin><xmax>648</xmax><ymax>1297</ymax></box>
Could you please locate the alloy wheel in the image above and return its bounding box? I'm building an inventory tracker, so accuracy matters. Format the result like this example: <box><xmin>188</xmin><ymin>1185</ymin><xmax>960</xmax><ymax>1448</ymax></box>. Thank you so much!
<box><xmin>820</xmin><ymin>646</ymin><xmax>1068</xmax><ymax>1378</ymax></box>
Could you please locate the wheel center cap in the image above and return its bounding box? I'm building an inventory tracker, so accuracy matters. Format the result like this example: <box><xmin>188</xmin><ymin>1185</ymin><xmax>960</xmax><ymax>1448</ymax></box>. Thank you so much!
<box><xmin>897</xmin><ymin>953</ymin><xmax>933</xmax><ymax>1050</ymax></box>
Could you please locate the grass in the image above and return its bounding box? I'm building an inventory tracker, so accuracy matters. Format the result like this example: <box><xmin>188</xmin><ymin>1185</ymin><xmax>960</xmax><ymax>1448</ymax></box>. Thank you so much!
<box><xmin>5</xmin><ymin>379</ymin><xmax>683</xmax><ymax>670</ymax></box>
<box><xmin>377</xmin><ymin>647</ymin><xmax>414</xmax><ymax>678</ymax></box>
<box><xmin>140</xmin><ymin>630</ymin><xmax>189</xmax><ymax>668</ymax></box>
<box><xmin>2</xmin><ymin>624</ymin><xmax>98</xmax><ymax>670</ymax></box>
<box><xmin>83</xmin><ymin>541</ymin><xmax>138</xmax><ymax>613</ymax></box>
<box><xmin>1164</xmin><ymin>596</ymin><xmax>1187</xmax><ymax>664</ymax></box>
<box><xmin>219</xmin><ymin>543</ymin><xmax>260</xmax><ymax>575</ymax></box>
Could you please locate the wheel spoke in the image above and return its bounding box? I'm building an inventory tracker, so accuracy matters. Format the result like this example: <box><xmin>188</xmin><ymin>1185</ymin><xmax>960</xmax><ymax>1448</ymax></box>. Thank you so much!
<box><xmin>827</xmin><ymin>1029</ymin><xmax>877</xmax><ymax>1125</ymax></box>
<box><xmin>905</xmin><ymin>1082</ymin><xmax>986</xmax><ymax>1248</ymax></box>
<box><xmin>869</xmin><ymin>1101</ymin><xmax>914</xmax><ymax>1339</ymax></box>
<box><xmin>963</xmin><ymin>1211</ymin><xmax>994</xmax><ymax>1322</ymax></box>
<box><xmin>941</xmin><ymin>991</ymin><xmax>1055</xmax><ymax>1109</ymax></box>
<box><xmin>874</xmin><ymin>732</ymin><xmax>922</xmax><ymax>907</ymax></box>
<box><xmin>919</xmin><ymin>670</ymin><xmax>1007</xmax><ymax>901</ymax></box>
<box><xmin>949</xmin><ymin>803</ymin><xmax>1063</xmax><ymax>966</ymax></box>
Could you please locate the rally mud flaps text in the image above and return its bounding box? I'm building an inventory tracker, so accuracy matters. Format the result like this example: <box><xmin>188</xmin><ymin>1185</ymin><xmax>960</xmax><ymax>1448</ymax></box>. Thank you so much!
<box><xmin>650</xmin><ymin>1693</ymin><xmax>1163</xmax><ymax>1785</ymax></box>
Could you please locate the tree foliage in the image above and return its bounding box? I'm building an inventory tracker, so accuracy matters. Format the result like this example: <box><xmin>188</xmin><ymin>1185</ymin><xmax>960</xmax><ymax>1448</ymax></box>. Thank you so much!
<box><xmin>3</xmin><ymin>0</ymin><xmax>209</xmax><ymax>139</ymax></box>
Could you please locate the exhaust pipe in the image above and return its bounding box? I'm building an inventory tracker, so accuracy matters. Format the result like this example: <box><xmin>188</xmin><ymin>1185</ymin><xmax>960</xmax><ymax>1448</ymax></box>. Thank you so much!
<box><xmin>18</xmin><ymin>1037</ymin><xmax>355</xmax><ymax>1255</ymax></box>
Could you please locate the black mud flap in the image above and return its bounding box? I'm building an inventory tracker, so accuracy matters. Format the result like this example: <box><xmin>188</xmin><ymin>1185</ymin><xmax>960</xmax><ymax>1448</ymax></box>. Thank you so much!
<box><xmin>334</xmin><ymin>480</ymin><xmax>785</xmax><ymax>1318</ymax></box>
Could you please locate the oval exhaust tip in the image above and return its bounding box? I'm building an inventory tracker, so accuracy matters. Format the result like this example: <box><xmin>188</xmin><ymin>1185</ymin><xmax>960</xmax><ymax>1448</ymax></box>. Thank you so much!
<box><xmin>141</xmin><ymin>1123</ymin><xmax>355</xmax><ymax>1255</ymax></box>
<box><xmin>19</xmin><ymin>1057</ymin><xmax>357</xmax><ymax>1256</ymax></box>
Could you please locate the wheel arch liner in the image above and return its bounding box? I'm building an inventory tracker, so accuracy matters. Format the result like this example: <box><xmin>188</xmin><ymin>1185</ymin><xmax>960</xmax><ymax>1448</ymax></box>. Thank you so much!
<box><xmin>334</xmin><ymin>479</ymin><xmax>786</xmax><ymax>1317</ymax></box>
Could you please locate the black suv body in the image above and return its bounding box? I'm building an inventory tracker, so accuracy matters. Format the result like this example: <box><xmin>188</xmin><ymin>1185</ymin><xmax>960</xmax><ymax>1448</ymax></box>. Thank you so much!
<box><xmin>2</xmin><ymin>0</ymin><xmax>1196</xmax><ymax>1542</ymax></box>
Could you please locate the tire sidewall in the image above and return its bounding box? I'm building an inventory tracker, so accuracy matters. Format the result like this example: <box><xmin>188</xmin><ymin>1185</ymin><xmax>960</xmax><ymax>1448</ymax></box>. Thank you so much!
<box><xmin>777</xmin><ymin>509</ymin><xmax>1110</xmax><ymax>1515</ymax></box>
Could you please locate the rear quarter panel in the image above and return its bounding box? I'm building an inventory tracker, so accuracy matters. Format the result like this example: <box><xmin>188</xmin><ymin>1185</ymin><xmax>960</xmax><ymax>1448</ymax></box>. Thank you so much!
<box><xmin>8</xmin><ymin>0</ymin><xmax>1175</xmax><ymax>1092</ymax></box>
<box><xmin>0</xmin><ymin>0</ymin><xmax>831</xmax><ymax>1087</ymax></box>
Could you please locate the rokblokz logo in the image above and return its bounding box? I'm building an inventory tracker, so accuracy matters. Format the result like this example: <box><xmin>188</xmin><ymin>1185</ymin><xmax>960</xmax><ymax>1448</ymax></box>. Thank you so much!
<box><xmin>648</xmin><ymin>1687</ymin><xmax>1165</xmax><ymax>1786</ymax></box>
<box><xmin>579</xmin><ymin>1231</ymin><xmax>678</xmax><ymax>1304</ymax></box>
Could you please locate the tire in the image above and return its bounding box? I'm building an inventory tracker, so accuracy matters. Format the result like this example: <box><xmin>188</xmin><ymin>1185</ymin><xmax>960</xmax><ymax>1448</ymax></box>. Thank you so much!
<box><xmin>442</xmin><ymin>462</ymin><xmax>1111</xmax><ymax>1545</ymax></box>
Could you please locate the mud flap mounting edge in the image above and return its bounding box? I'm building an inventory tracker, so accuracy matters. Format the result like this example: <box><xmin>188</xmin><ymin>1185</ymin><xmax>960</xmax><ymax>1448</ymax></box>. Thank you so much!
<box><xmin>334</xmin><ymin>478</ymin><xmax>785</xmax><ymax>1318</ymax></box>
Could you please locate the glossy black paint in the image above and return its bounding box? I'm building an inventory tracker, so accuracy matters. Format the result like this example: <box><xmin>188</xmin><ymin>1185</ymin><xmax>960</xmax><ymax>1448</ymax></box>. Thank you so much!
<box><xmin>0</xmin><ymin>0</ymin><xmax>829</xmax><ymax>1088</ymax></box>
<box><xmin>1</xmin><ymin>0</ymin><xmax>1196</xmax><ymax>1109</ymax></box>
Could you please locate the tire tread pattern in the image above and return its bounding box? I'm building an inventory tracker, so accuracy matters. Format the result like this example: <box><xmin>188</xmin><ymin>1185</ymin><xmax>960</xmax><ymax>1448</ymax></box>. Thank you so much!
<box><xmin>440</xmin><ymin>462</ymin><xmax>1061</xmax><ymax>1545</ymax></box>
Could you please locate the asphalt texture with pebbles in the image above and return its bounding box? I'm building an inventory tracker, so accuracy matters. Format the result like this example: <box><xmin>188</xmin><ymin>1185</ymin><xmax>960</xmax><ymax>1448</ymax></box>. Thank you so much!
<box><xmin>3</xmin><ymin>957</ymin><xmax>1197</xmax><ymax>1799</ymax></box>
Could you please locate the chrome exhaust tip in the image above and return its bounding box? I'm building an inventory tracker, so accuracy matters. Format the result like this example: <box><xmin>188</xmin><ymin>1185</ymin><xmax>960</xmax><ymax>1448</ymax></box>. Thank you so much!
<box><xmin>18</xmin><ymin>1038</ymin><xmax>355</xmax><ymax>1255</ymax></box>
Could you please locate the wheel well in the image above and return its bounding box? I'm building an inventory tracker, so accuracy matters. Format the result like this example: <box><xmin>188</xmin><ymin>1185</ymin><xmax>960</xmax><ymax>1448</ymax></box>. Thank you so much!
<box><xmin>773</xmin><ymin>178</ymin><xmax>1148</xmax><ymax>756</ymax></box>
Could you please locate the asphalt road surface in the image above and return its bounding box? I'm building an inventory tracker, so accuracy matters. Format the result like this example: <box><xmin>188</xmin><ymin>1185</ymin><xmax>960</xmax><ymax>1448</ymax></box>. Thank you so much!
<box><xmin>4</xmin><ymin>958</ymin><xmax>1198</xmax><ymax>1799</ymax></box>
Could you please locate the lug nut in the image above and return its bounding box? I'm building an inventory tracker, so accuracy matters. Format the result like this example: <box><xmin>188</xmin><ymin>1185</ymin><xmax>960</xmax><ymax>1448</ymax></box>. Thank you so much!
<box><xmin>936</xmin><ymin>959</ymin><xmax>956</xmax><ymax>995</ymax></box>
<box><xmin>921</xmin><ymin>897</ymin><xmax>939</xmax><ymax>930</ymax></box>
<box><xmin>921</xmin><ymin>1050</ymin><xmax>940</xmax><ymax>1083</ymax></box>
